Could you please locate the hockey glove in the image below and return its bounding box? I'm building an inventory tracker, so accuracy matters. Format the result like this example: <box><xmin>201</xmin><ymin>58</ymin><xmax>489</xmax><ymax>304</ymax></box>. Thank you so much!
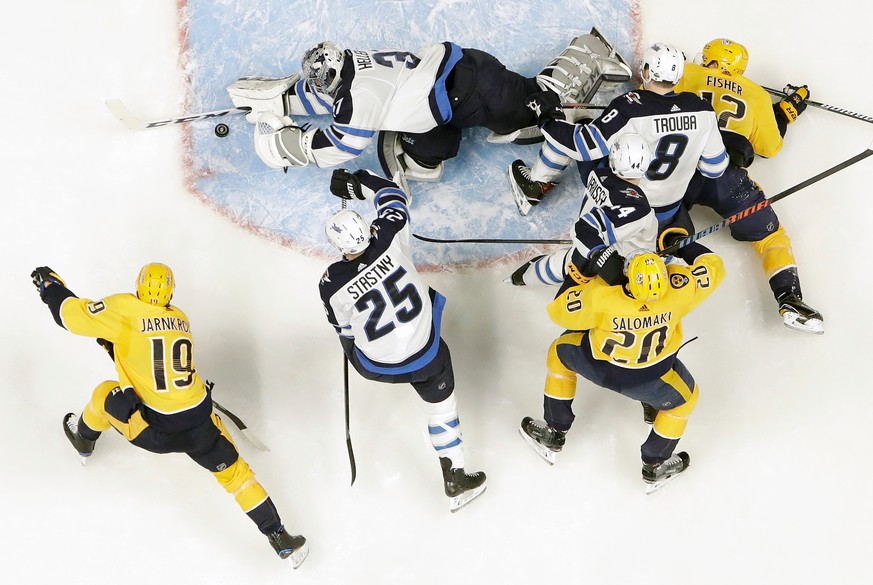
<box><xmin>330</xmin><ymin>169</ymin><xmax>366</xmax><ymax>200</ymax></box>
<box><xmin>778</xmin><ymin>85</ymin><xmax>809</xmax><ymax>124</ymax></box>
<box><xmin>658</xmin><ymin>227</ymin><xmax>690</xmax><ymax>253</ymax></box>
<box><xmin>525</xmin><ymin>90</ymin><xmax>565</xmax><ymax>126</ymax></box>
<box><xmin>583</xmin><ymin>246</ymin><xmax>625</xmax><ymax>285</ymax></box>
<box><xmin>31</xmin><ymin>266</ymin><xmax>66</xmax><ymax>297</ymax></box>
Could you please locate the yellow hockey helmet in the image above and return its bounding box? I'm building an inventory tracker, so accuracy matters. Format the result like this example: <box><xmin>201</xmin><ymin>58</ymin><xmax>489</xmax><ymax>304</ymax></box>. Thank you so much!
<box><xmin>702</xmin><ymin>38</ymin><xmax>749</xmax><ymax>76</ymax></box>
<box><xmin>136</xmin><ymin>262</ymin><xmax>174</xmax><ymax>306</ymax></box>
<box><xmin>625</xmin><ymin>252</ymin><xmax>668</xmax><ymax>302</ymax></box>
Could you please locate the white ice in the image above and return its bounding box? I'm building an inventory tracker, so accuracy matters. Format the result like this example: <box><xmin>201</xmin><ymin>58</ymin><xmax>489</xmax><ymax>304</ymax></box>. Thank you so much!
<box><xmin>3</xmin><ymin>1</ymin><xmax>872</xmax><ymax>584</ymax></box>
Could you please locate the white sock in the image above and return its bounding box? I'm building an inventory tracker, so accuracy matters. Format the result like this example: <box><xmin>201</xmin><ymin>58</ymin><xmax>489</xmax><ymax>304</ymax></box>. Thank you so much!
<box><xmin>424</xmin><ymin>394</ymin><xmax>464</xmax><ymax>469</ymax></box>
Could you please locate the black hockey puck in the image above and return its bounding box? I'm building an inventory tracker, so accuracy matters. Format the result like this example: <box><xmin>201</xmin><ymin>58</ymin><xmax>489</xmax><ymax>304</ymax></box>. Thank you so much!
<box><xmin>214</xmin><ymin>123</ymin><xmax>229</xmax><ymax>138</ymax></box>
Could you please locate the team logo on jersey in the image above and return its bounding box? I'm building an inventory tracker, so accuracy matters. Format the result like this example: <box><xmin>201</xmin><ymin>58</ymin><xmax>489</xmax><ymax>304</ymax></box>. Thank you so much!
<box><xmin>670</xmin><ymin>273</ymin><xmax>690</xmax><ymax>288</ymax></box>
<box><xmin>624</xmin><ymin>92</ymin><xmax>642</xmax><ymax>105</ymax></box>
<box><xmin>620</xmin><ymin>187</ymin><xmax>642</xmax><ymax>199</ymax></box>
<box><xmin>319</xmin><ymin>270</ymin><xmax>331</xmax><ymax>285</ymax></box>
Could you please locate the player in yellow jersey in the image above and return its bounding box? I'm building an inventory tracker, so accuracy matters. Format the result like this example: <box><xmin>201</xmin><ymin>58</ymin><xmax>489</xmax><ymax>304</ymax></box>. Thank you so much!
<box><xmin>30</xmin><ymin>263</ymin><xmax>308</xmax><ymax>569</ymax></box>
<box><xmin>674</xmin><ymin>38</ymin><xmax>822</xmax><ymax>334</ymax></box>
<box><xmin>519</xmin><ymin>241</ymin><xmax>724</xmax><ymax>492</ymax></box>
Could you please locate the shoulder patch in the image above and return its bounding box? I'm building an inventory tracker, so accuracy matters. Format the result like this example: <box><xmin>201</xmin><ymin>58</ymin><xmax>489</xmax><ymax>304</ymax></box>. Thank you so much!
<box><xmin>670</xmin><ymin>273</ymin><xmax>690</xmax><ymax>289</ymax></box>
<box><xmin>87</xmin><ymin>301</ymin><xmax>106</xmax><ymax>314</ymax></box>
<box><xmin>624</xmin><ymin>91</ymin><xmax>642</xmax><ymax>105</ymax></box>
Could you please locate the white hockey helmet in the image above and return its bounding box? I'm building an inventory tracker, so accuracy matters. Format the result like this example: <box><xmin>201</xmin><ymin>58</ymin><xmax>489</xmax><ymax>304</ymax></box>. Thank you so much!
<box><xmin>609</xmin><ymin>133</ymin><xmax>652</xmax><ymax>180</ymax></box>
<box><xmin>302</xmin><ymin>41</ymin><xmax>345</xmax><ymax>95</ymax></box>
<box><xmin>326</xmin><ymin>209</ymin><xmax>371</xmax><ymax>255</ymax></box>
<box><xmin>640</xmin><ymin>42</ymin><xmax>684</xmax><ymax>84</ymax></box>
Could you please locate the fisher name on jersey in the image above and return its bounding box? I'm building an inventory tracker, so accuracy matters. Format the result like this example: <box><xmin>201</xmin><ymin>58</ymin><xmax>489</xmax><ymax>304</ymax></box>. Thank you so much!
<box><xmin>676</xmin><ymin>62</ymin><xmax>784</xmax><ymax>160</ymax></box>
<box><xmin>319</xmin><ymin>187</ymin><xmax>445</xmax><ymax>374</ymax></box>
<box><xmin>541</xmin><ymin>90</ymin><xmax>729</xmax><ymax>211</ymax></box>
<box><xmin>548</xmin><ymin>247</ymin><xmax>725</xmax><ymax>376</ymax></box>
<box><xmin>286</xmin><ymin>42</ymin><xmax>463</xmax><ymax>168</ymax></box>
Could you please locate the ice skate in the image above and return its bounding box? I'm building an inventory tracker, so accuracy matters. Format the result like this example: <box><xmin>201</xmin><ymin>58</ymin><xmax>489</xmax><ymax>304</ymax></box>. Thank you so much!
<box><xmin>509</xmin><ymin>160</ymin><xmax>555</xmax><ymax>216</ymax></box>
<box><xmin>63</xmin><ymin>413</ymin><xmax>96</xmax><ymax>465</ymax></box>
<box><xmin>642</xmin><ymin>452</ymin><xmax>690</xmax><ymax>494</ymax></box>
<box><xmin>267</xmin><ymin>527</ymin><xmax>309</xmax><ymax>569</ymax></box>
<box><xmin>777</xmin><ymin>293</ymin><xmax>824</xmax><ymax>335</ymax></box>
<box><xmin>518</xmin><ymin>417</ymin><xmax>565</xmax><ymax>465</ymax></box>
<box><xmin>503</xmin><ymin>255</ymin><xmax>545</xmax><ymax>286</ymax></box>
<box><xmin>642</xmin><ymin>403</ymin><xmax>658</xmax><ymax>425</ymax></box>
<box><xmin>440</xmin><ymin>457</ymin><xmax>487</xmax><ymax>512</ymax></box>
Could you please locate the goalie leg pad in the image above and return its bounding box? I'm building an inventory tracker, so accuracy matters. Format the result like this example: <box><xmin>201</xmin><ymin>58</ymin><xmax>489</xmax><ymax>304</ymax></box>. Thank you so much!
<box><xmin>227</xmin><ymin>74</ymin><xmax>300</xmax><ymax>123</ymax></box>
<box><xmin>536</xmin><ymin>27</ymin><xmax>633</xmax><ymax>104</ymax></box>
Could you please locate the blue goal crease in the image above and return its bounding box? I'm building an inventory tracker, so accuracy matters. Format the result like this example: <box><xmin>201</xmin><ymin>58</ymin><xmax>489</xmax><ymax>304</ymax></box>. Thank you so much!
<box><xmin>182</xmin><ymin>0</ymin><xmax>636</xmax><ymax>267</ymax></box>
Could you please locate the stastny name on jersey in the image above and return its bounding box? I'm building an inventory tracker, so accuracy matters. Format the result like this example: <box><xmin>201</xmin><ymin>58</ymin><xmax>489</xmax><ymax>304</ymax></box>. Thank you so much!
<box><xmin>140</xmin><ymin>316</ymin><xmax>191</xmax><ymax>333</ymax></box>
<box><xmin>612</xmin><ymin>311</ymin><xmax>672</xmax><ymax>330</ymax></box>
<box><xmin>346</xmin><ymin>255</ymin><xmax>396</xmax><ymax>300</ymax></box>
<box><xmin>653</xmin><ymin>115</ymin><xmax>697</xmax><ymax>134</ymax></box>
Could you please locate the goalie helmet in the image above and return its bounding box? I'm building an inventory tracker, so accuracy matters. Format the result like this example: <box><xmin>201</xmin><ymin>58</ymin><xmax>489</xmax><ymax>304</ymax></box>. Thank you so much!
<box><xmin>640</xmin><ymin>43</ymin><xmax>684</xmax><ymax>85</ymax></box>
<box><xmin>302</xmin><ymin>41</ymin><xmax>345</xmax><ymax>96</ymax></box>
<box><xmin>702</xmin><ymin>38</ymin><xmax>749</xmax><ymax>76</ymax></box>
<box><xmin>136</xmin><ymin>262</ymin><xmax>174</xmax><ymax>307</ymax></box>
<box><xmin>624</xmin><ymin>252</ymin><xmax>668</xmax><ymax>302</ymax></box>
<box><xmin>609</xmin><ymin>133</ymin><xmax>652</xmax><ymax>180</ymax></box>
<box><xmin>326</xmin><ymin>210</ymin><xmax>371</xmax><ymax>255</ymax></box>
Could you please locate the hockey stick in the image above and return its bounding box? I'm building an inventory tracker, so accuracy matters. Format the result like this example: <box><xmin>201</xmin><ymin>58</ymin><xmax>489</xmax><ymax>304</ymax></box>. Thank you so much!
<box><xmin>661</xmin><ymin>144</ymin><xmax>873</xmax><ymax>256</ymax></box>
<box><xmin>562</xmin><ymin>103</ymin><xmax>607</xmax><ymax>110</ymax></box>
<box><xmin>343</xmin><ymin>354</ymin><xmax>357</xmax><ymax>486</ymax></box>
<box><xmin>212</xmin><ymin>397</ymin><xmax>270</xmax><ymax>452</ymax></box>
<box><xmin>104</xmin><ymin>98</ymin><xmax>248</xmax><ymax>130</ymax></box>
<box><xmin>762</xmin><ymin>86</ymin><xmax>873</xmax><ymax>125</ymax></box>
<box><xmin>413</xmin><ymin>234</ymin><xmax>572</xmax><ymax>245</ymax></box>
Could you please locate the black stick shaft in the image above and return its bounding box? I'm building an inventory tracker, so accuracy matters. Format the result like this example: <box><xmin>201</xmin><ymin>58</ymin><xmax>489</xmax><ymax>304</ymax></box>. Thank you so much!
<box><xmin>413</xmin><ymin>234</ymin><xmax>571</xmax><ymax>245</ymax></box>
<box><xmin>662</xmin><ymin>147</ymin><xmax>873</xmax><ymax>255</ymax></box>
<box><xmin>344</xmin><ymin>354</ymin><xmax>356</xmax><ymax>486</ymax></box>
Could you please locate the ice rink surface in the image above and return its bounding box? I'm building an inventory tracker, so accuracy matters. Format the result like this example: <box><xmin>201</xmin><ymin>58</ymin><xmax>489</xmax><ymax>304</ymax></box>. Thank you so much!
<box><xmin>3</xmin><ymin>1</ymin><xmax>872</xmax><ymax>583</ymax></box>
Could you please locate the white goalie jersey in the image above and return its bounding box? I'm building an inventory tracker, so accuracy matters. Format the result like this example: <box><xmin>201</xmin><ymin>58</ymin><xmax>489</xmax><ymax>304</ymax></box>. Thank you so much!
<box><xmin>287</xmin><ymin>43</ymin><xmax>463</xmax><ymax>168</ymax></box>
<box><xmin>319</xmin><ymin>182</ymin><xmax>445</xmax><ymax>374</ymax></box>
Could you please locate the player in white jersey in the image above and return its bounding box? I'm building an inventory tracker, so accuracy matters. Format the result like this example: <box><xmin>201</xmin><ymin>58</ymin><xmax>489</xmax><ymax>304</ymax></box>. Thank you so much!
<box><xmin>509</xmin><ymin>42</ymin><xmax>728</xmax><ymax>218</ymax></box>
<box><xmin>228</xmin><ymin>31</ymin><xmax>632</xmax><ymax>185</ymax></box>
<box><xmin>509</xmin><ymin>134</ymin><xmax>660</xmax><ymax>287</ymax></box>
<box><xmin>318</xmin><ymin>169</ymin><xmax>486</xmax><ymax>512</ymax></box>
<box><xmin>229</xmin><ymin>41</ymin><xmax>543</xmax><ymax>182</ymax></box>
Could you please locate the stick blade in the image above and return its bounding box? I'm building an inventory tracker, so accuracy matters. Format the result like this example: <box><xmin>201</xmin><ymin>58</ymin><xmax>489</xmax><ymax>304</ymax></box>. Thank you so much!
<box><xmin>104</xmin><ymin>99</ymin><xmax>146</xmax><ymax>130</ymax></box>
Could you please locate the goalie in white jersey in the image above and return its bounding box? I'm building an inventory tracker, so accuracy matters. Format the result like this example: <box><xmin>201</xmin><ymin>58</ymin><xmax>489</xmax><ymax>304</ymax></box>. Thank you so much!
<box><xmin>318</xmin><ymin>168</ymin><xmax>486</xmax><ymax>512</ymax></box>
<box><xmin>229</xmin><ymin>40</ymin><xmax>545</xmax><ymax>183</ymax></box>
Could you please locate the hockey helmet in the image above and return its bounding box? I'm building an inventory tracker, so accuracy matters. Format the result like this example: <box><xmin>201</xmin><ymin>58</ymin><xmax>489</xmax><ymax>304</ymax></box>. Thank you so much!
<box><xmin>302</xmin><ymin>41</ymin><xmax>345</xmax><ymax>96</ymax></box>
<box><xmin>326</xmin><ymin>209</ymin><xmax>371</xmax><ymax>255</ymax></box>
<box><xmin>625</xmin><ymin>252</ymin><xmax>668</xmax><ymax>302</ymax></box>
<box><xmin>702</xmin><ymin>38</ymin><xmax>749</xmax><ymax>76</ymax></box>
<box><xmin>136</xmin><ymin>262</ymin><xmax>174</xmax><ymax>307</ymax></box>
<box><xmin>640</xmin><ymin>43</ymin><xmax>684</xmax><ymax>85</ymax></box>
<box><xmin>609</xmin><ymin>133</ymin><xmax>652</xmax><ymax>180</ymax></box>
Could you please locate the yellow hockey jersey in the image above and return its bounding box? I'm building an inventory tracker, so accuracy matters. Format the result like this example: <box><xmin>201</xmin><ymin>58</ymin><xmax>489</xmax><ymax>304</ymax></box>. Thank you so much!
<box><xmin>676</xmin><ymin>63</ymin><xmax>783</xmax><ymax>158</ymax></box>
<box><xmin>59</xmin><ymin>293</ymin><xmax>207</xmax><ymax>415</ymax></box>
<box><xmin>547</xmin><ymin>253</ymin><xmax>725</xmax><ymax>369</ymax></box>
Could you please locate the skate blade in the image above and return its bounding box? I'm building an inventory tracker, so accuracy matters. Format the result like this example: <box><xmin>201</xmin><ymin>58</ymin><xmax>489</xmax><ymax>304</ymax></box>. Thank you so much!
<box><xmin>287</xmin><ymin>543</ymin><xmax>309</xmax><ymax>569</ymax></box>
<box><xmin>644</xmin><ymin>471</ymin><xmax>686</xmax><ymax>495</ymax></box>
<box><xmin>782</xmin><ymin>313</ymin><xmax>824</xmax><ymax>335</ymax></box>
<box><xmin>449</xmin><ymin>484</ymin><xmax>487</xmax><ymax>513</ymax></box>
<box><xmin>79</xmin><ymin>455</ymin><xmax>90</xmax><ymax>466</ymax></box>
<box><xmin>509</xmin><ymin>170</ymin><xmax>533</xmax><ymax>216</ymax></box>
<box><xmin>518</xmin><ymin>427</ymin><xmax>557</xmax><ymax>465</ymax></box>
<box><xmin>487</xmin><ymin>126</ymin><xmax>544</xmax><ymax>145</ymax></box>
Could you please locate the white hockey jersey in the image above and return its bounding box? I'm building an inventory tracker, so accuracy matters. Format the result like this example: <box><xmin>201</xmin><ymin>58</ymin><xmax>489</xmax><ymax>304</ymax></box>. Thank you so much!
<box><xmin>319</xmin><ymin>178</ymin><xmax>445</xmax><ymax>373</ymax></box>
<box><xmin>541</xmin><ymin>90</ymin><xmax>728</xmax><ymax>212</ymax></box>
<box><xmin>287</xmin><ymin>43</ymin><xmax>463</xmax><ymax>168</ymax></box>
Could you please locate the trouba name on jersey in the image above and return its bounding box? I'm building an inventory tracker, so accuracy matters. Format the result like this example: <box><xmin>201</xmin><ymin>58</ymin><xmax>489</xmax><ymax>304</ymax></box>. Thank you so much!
<box><xmin>653</xmin><ymin>115</ymin><xmax>697</xmax><ymax>134</ymax></box>
<box><xmin>140</xmin><ymin>316</ymin><xmax>191</xmax><ymax>333</ymax></box>
<box><xmin>346</xmin><ymin>254</ymin><xmax>397</xmax><ymax>300</ymax></box>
